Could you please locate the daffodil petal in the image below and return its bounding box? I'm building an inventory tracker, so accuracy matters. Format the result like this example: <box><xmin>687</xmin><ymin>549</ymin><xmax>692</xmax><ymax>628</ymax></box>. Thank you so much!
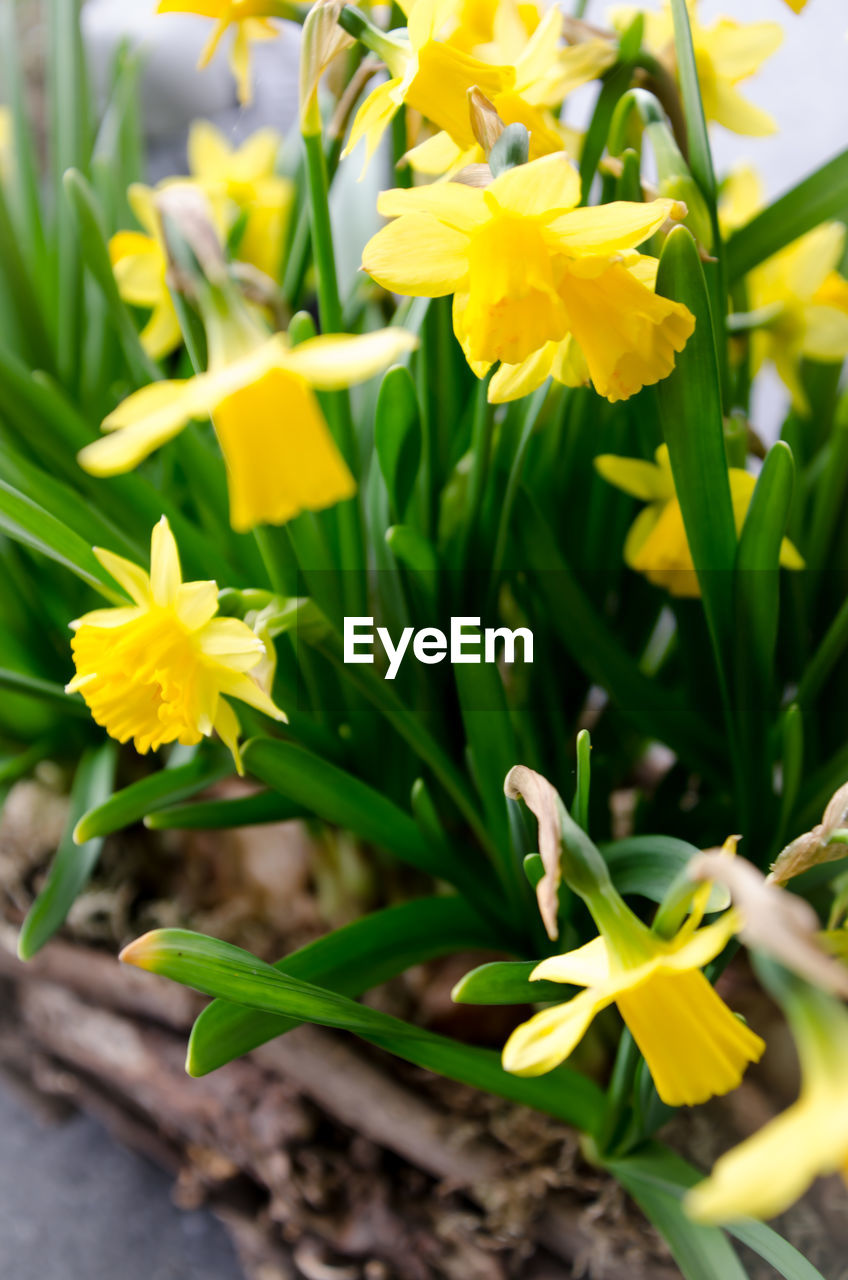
<box><xmin>705</xmin><ymin>19</ymin><xmax>783</xmax><ymax>83</ymax></box>
<box><xmin>281</xmin><ymin>328</ymin><xmax>418</xmax><ymax>389</ymax></box>
<box><xmin>198</xmin><ymin>616</ymin><xmax>264</xmax><ymax>667</ymax></box>
<box><xmin>531</xmin><ymin>936</ymin><xmax>610</xmax><ymax>987</ymax></box>
<box><xmin>548</xmin><ymin>199</ymin><xmax>681</xmax><ymax>254</ymax></box>
<box><xmin>150</xmin><ymin>516</ymin><xmax>182</xmax><ymax>608</ymax></box>
<box><xmin>343</xmin><ymin>78</ymin><xmax>404</xmax><ymax>171</ymax></box>
<box><xmin>110</xmin><ymin>233</ymin><xmax>163</xmax><ymax>305</ymax></box>
<box><xmin>213</xmin><ymin>697</ymin><xmax>244</xmax><ymax>776</ymax></box>
<box><xmin>489</xmin><ymin>152</ymin><xmax>580</xmax><ymax>219</ymax></box>
<box><xmin>376</xmin><ymin>182</ymin><xmax>487</xmax><ymax>232</ymax></box>
<box><xmin>502</xmin><ymin>987</ymin><xmax>610</xmax><ymax>1076</ymax></box>
<box><xmin>488</xmin><ymin>344</ymin><xmax>556</xmax><ymax>404</ymax></box>
<box><xmin>595</xmin><ymin>454</ymin><xmax>672</xmax><ymax>502</ymax></box>
<box><xmin>801</xmin><ymin>305</ymin><xmax>848</xmax><ymax>362</ymax></box>
<box><xmin>92</xmin><ymin>547</ymin><xmax>152</xmax><ymax>606</ymax></box>
<box><xmin>363</xmin><ymin>214</ymin><xmax>470</xmax><ymax>296</ymax></box>
<box><xmin>707</xmin><ymin>80</ymin><xmax>777</xmax><ymax>137</ymax></box>
<box><xmin>139</xmin><ymin>301</ymin><xmax>183</xmax><ymax>362</ymax></box>
<box><xmin>176</xmin><ymin>580</ymin><xmax>220</xmax><ymax>631</ymax></box>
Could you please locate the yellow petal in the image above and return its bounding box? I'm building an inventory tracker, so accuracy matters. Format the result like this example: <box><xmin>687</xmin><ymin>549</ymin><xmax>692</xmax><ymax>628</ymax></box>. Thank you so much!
<box><xmin>110</xmin><ymin>233</ymin><xmax>163</xmax><ymax>305</ymax></box>
<box><xmin>198</xmin><ymin>616</ymin><xmax>264</xmax><ymax>668</ymax></box>
<box><xmin>530</xmin><ymin>936</ymin><xmax>610</xmax><ymax>987</ymax></box>
<box><xmin>213</xmin><ymin>697</ymin><xmax>245</xmax><ymax>775</ymax></box>
<box><xmin>127</xmin><ymin>184</ymin><xmax>160</xmax><ymax>239</ymax></box>
<box><xmin>92</xmin><ymin>547</ymin><xmax>152</xmax><ymax>606</ymax></box>
<box><xmin>230</xmin><ymin>126</ymin><xmax>281</xmax><ymax>181</ymax></box>
<box><xmin>703</xmin><ymin>19</ymin><xmax>782</xmax><ymax>84</ymax></box>
<box><xmin>281</xmin><ymin>328</ymin><xmax>418</xmax><ymax>389</ymax></box>
<box><xmin>488</xmin><ymin>151</ymin><xmax>580</xmax><ymax>219</ymax></box>
<box><xmin>139</xmin><ymin>301</ymin><xmax>183</xmax><ymax>361</ymax></box>
<box><xmin>617</xmin><ymin>969</ymin><xmax>765</xmax><ymax>1107</ymax></box>
<box><xmin>488</xmin><ymin>343</ymin><xmax>556</xmax><ymax>403</ymax></box>
<box><xmin>665</xmin><ymin>910</ymin><xmax>741</xmax><ymax>973</ymax></box>
<box><xmin>686</xmin><ymin>1093</ymin><xmax>848</xmax><ymax>1223</ymax></box>
<box><xmin>343</xmin><ymin>78</ymin><xmax>404</xmax><ymax>171</ymax></box>
<box><xmin>68</xmin><ymin>606</ymin><xmax>141</xmax><ymax>632</ymax></box>
<box><xmin>623</xmin><ymin>505</ymin><xmax>663</xmax><ymax>571</ymax></box>
<box><xmin>362</xmin><ymin>214</ymin><xmax>470</xmax><ymax>296</ymax></box>
<box><xmin>595</xmin><ymin>454</ymin><xmax>671</xmax><ymax>502</ymax></box>
<box><xmin>211</xmin><ymin>368</ymin><xmax>356</xmax><ymax>531</ymax></box>
<box><xmin>783</xmin><ymin>225</ymin><xmax>845</xmax><ymax>300</ymax></box>
<box><xmin>548</xmin><ymin>199</ymin><xmax>682</xmax><ymax>255</ymax></box>
<box><xmin>801</xmin><ymin>305</ymin><xmax>848</xmax><ymax>362</ymax></box>
<box><xmin>551</xmin><ymin>334</ymin><xmax>589</xmax><ymax>388</ymax></box>
<box><xmin>404</xmin><ymin>41</ymin><xmax>514</xmax><ymax>149</ymax></box>
<box><xmin>707</xmin><ymin>79</ymin><xmax>777</xmax><ymax>137</ymax></box>
<box><xmin>216</xmin><ymin>665</ymin><xmax>286</xmax><ymax>721</ymax></box>
<box><xmin>150</xmin><ymin>516</ymin><xmax>183</xmax><ymax>608</ymax></box>
<box><xmin>187</xmin><ymin>119</ymin><xmax>233</xmax><ymax>179</ymax></box>
<box><xmin>376</xmin><ymin>181</ymin><xmax>487</xmax><ymax>232</ymax></box>
<box><xmin>560</xmin><ymin>261</ymin><xmax>695</xmax><ymax>402</ymax></box>
<box><xmin>176</xmin><ymin>580</ymin><xmax>220</xmax><ymax>631</ymax></box>
<box><xmin>501</xmin><ymin>987</ymin><xmax>610</xmax><ymax>1076</ymax></box>
<box><xmin>404</xmin><ymin>131</ymin><xmax>469</xmax><ymax>176</ymax></box>
<box><xmin>81</xmin><ymin>382</ymin><xmax>196</xmax><ymax>475</ymax></box>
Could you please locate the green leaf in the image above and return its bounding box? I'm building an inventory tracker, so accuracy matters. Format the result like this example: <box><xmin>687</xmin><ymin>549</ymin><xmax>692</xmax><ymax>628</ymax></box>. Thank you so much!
<box><xmin>608</xmin><ymin>1145</ymin><xmax>826</xmax><ymax>1280</ymax></box>
<box><xmin>735</xmin><ymin>442</ymin><xmax>795</xmax><ymax>677</ymax></box>
<box><xmin>18</xmin><ymin>742</ymin><xmax>117</xmax><ymax>959</ymax></box>
<box><xmin>726</xmin><ymin>147</ymin><xmax>848</xmax><ymax>284</ymax></box>
<box><xmin>453</xmin><ymin>634</ymin><xmax>531</xmax><ymax>919</ymax></box>
<box><xmin>0</xmin><ymin>478</ymin><xmax>126</xmax><ymax>600</ymax></box>
<box><xmin>64</xmin><ymin>168</ymin><xmax>161</xmax><ymax>385</ymax></box>
<box><xmin>74</xmin><ymin>752</ymin><xmax>232</xmax><ymax>843</ymax></box>
<box><xmin>242</xmin><ymin>737</ymin><xmax>492</xmax><ymax>905</ymax></box>
<box><xmin>572</xmin><ymin>728</ymin><xmax>591</xmax><ymax>832</ymax></box>
<box><xmin>129</xmin><ymin>927</ymin><xmax>605</xmax><ymax>1131</ymax></box>
<box><xmin>489</xmin><ymin>123</ymin><xmax>530</xmax><ymax>176</ymax></box>
<box><xmin>189</xmin><ymin>895</ymin><xmax>499</xmax><ymax>1073</ymax></box>
<box><xmin>385</xmin><ymin>525</ymin><xmax>439</xmax><ymax>605</ymax></box>
<box><xmin>580</xmin><ymin>64</ymin><xmax>633</xmax><ymax>201</ymax></box>
<box><xmin>375</xmin><ymin>365</ymin><xmax>422</xmax><ymax>519</ymax></box>
<box><xmin>452</xmin><ymin>959</ymin><xmax>566</xmax><ymax>1005</ymax></box>
<box><xmin>607</xmin><ymin>1146</ymin><xmax>747</xmax><ymax>1280</ymax></box>
<box><xmin>669</xmin><ymin>0</ymin><xmax>715</xmax><ymax>203</ymax></box>
<box><xmin>523</xmin><ymin>852</ymin><xmax>543</xmax><ymax>888</ymax></box>
<box><xmin>515</xmin><ymin>496</ymin><xmax>724</xmax><ymax>776</ymax></box>
<box><xmin>600</xmin><ymin>835</ymin><xmax>726</xmax><ymax>905</ymax></box>
<box><xmin>0</xmin><ymin>667</ymin><xmax>87</xmax><ymax>716</ymax></box>
<box><xmin>656</xmin><ymin>228</ymin><xmax>736</xmax><ymax>609</ymax></box>
<box><xmin>144</xmin><ymin>790</ymin><xmax>307</xmax><ymax>831</ymax></box>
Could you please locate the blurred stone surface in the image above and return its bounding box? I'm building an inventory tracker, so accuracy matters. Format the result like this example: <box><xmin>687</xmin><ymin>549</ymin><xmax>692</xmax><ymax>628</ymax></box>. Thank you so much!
<box><xmin>0</xmin><ymin>1084</ymin><xmax>243</xmax><ymax>1280</ymax></box>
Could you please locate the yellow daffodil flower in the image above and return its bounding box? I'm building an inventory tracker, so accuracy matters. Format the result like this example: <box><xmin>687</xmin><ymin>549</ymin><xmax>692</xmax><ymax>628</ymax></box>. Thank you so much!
<box><xmin>342</xmin><ymin>0</ymin><xmax>515</xmax><ymax>173</ymax></box>
<box><xmin>110</xmin><ymin>184</ymin><xmax>184</xmax><ymax>361</ymax></box>
<box><xmin>402</xmin><ymin>1</ymin><xmax>614</xmax><ymax>176</ymax></box>
<box><xmin>717</xmin><ymin>163</ymin><xmax>763</xmax><ymax>237</ymax></box>
<box><xmin>687</xmin><ymin>982</ymin><xmax>848</xmax><ymax>1222</ymax></box>
<box><xmin>187</xmin><ymin>121</ymin><xmax>294</xmax><ymax>279</ymax></box>
<box><xmin>66</xmin><ymin>517</ymin><xmax>285</xmax><ymax>769</ymax></box>
<box><xmin>596</xmin><ymin>444</ymin><xmax>804</xmax><ymax>597</ymax></box>
<box><xmin>503</xmin><ymin>881</ymin><xmax>764</xmax><ymax>1107</ymax></box>
<box><xmin>362</xmin><ymin>153</ymin><xmax>694</xmax><ymax>401</ymax></box>
<box><xmin>748</xmin><ymin>224</ymin><xmax>848</xmax><ymax>413</ymax></box>
<box><xmin>157</xmin><ymin>0</ymin><xmax>281</xmax><ymax>105</ymax></box>
<box><xmin>78</xmin><ymin>317</ymin><xmax>416</xmax><ymax>532</ymax></box>
<box><xmin>0</xmin><ymin>106</ymin><xmax>12</xmax><ymax>183</ymax></box>
<box><xmin>611</xmin><ymin>1</ymin><xmax>781</xmax><ymax>136</ymax></box>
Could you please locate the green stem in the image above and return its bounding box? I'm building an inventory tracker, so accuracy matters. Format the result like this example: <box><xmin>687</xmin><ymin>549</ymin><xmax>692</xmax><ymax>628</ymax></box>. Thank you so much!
<box><xmin>459</xmin><ymin>377</ymin><xmax>494</xmax><ymax>573</ymax></box>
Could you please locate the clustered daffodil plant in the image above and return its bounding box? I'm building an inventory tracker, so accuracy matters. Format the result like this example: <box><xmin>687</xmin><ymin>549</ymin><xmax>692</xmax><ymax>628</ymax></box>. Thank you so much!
<box><xmin>1</xmin><ymin>0</ymin><xmax>848</xmax><ymax>1275</ymax></box>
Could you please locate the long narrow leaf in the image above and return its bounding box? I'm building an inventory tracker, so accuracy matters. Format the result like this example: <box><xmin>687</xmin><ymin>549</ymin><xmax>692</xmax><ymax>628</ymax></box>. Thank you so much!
<box><xmin>189</xmin><ymin>895</ymin><xmax>500</xmax><ymax>1073</ymax></box>
<box><xmin>126</xmin><ymin>928</ymin><xmax>605</xmax><ymax>1132</ymax></box>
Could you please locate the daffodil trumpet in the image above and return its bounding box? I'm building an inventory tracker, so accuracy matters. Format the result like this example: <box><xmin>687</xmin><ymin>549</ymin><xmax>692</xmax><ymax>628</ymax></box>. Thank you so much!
<box><xmin>86</xmin><ymin>199</ymin><xmax>417</xmax><ymax>532</ymax></box>
<box><xmin>362</xmin><ymin>151</ymin><xmax>694</xmax><ymax>403</ymax></box>
<box><xmin>66</xmin><ymin>517</ymin><xmax>286</xmax><ymax>771</ymax></box>
<box><xmin>499</xmin><ymin>770</ymin><xmax>764</xmax><ymax>1107</ymax></box>
<box><xmin>687</xmin><ymin>961</ymin><xmax>848</xmax><ymax>1222</ymax></box>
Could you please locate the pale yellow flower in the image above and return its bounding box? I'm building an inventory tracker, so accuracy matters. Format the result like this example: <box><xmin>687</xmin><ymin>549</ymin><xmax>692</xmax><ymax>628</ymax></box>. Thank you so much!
<box><xmin>687</xmin><ymin>984</ymin><xmax>848</xmax><ymax>1222</ymax></box>
<box><xmin>503</xmin><ymin>884</ymin><xmax>764</xmax><ymax>1107</ymax></box>
<box><xmin>596</xmin><ymin>444</ymin><xmax>804</xmax><ymax>596</ymax></box>
<box><xmin>79</xmin><ymin>320</ymin><xmax>416</xmax><ymax>532</ymax></box>
<box><xmin>157</xmin><ymin>0</ymin><xmax>281</xmax><ymax>105</ymax></box>
<box><xmin>110</xmin><ymin>184</ymin><xmax>184</xmax><ymax>361</ymax></box>
<box><xmin>611</xmin><ymin>0</ymin><xmax>782</xmax><ymax>135</ymax></box>
<box><xmin>187</xmin><ymin>121</ymin><xmax>294</xmax><ymax>279</ymax></box>
<box><xmin>67</xmin><ymin>517</ymin><xmax>285</xmax><ymax>770</ymax></box>
<box><xmin>362</xmin><ymin>153</ymin><xmax>693</xmax><ymax>401</ymax></box>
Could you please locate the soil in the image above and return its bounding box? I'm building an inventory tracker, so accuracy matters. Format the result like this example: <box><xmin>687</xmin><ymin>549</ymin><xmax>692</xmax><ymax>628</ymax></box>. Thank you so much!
<box><xmin>1</xmin><ymin>773</ymin><xmax>845</xmax><ymax>1280</ymax></box>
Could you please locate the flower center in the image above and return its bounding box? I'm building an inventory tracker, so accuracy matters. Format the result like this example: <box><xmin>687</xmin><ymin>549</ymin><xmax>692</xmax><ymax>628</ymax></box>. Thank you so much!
<box><xmin>463</xmin><ymin>213</ymin><xmax>568</xmax><ymax>364</ymax></box>
<box><xmin>71</xmin><ymin>609</ymin><xmax>209</xmax><ymax>754</ymax></box>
